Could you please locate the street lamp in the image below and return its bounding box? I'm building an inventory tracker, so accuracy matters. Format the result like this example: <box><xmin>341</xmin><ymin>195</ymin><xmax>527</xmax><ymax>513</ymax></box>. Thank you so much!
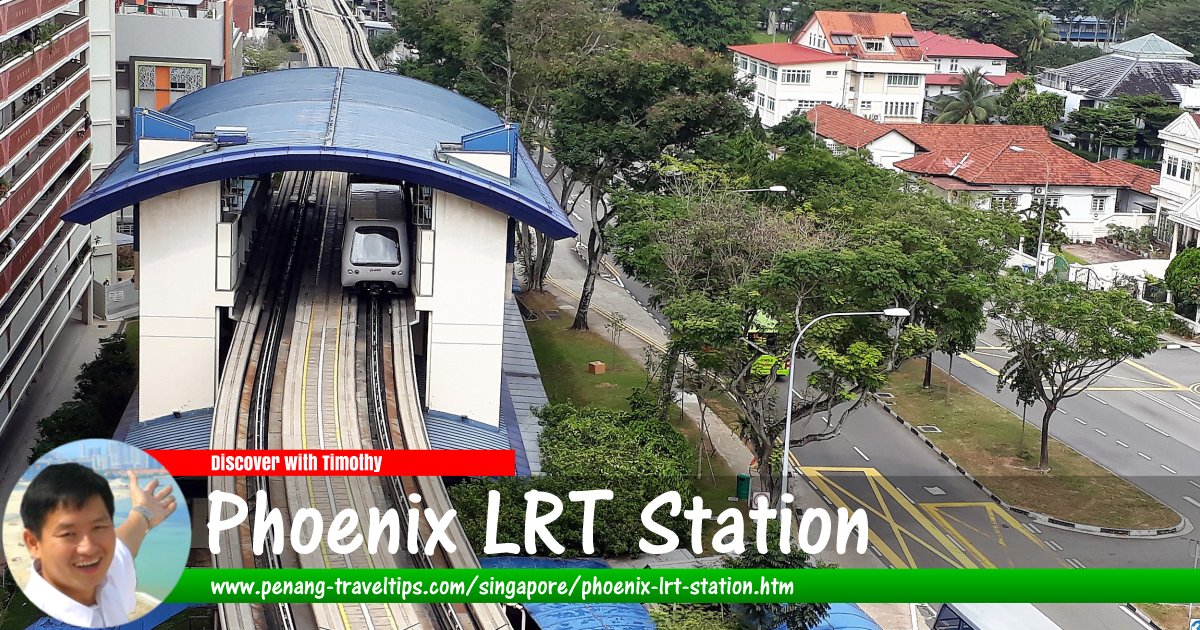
<box><xmin>730</xmin><ymin>185</ymin><xmax>789</xmax><ymax>193</ymax></box>
<box><xmin>1008</xmin><ymin>145</ymin><xmax>1051</xmax><ymax>277</ymax></box>
<box><xmin>778</xmin><ymin>307</ymin><xmax>910</xmax><ymax>510</ymax></box>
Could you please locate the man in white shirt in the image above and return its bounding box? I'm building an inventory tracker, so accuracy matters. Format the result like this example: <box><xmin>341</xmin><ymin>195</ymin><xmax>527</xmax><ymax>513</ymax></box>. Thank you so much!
<box><xmin>19</xmin><ymin>463</ymin><xmax>177</xmax><ymax>628</ymax></box>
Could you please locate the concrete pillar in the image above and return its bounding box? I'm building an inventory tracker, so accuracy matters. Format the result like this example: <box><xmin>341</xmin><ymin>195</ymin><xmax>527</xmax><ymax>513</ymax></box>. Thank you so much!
<box><xmin>137</xmin><ymin>182</ymin><xmax>221</xmax><ymax>420</ymax></box>
<box><xmin>424</xmin><ymin>191</ymin><xmax>506</xmax><ymax>426</ymax></box>
<box><xmin>1170</xmin><ymin>222</ymin><xmax>1179</xmax><ymax>258</ymax></box>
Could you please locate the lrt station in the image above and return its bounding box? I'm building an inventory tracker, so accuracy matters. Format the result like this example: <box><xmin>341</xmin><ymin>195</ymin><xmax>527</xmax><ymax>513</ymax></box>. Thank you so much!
<box><xmin>63</xmin><ymin>67</ymin><xmax>573</xmax><ymax>630</ymax></box>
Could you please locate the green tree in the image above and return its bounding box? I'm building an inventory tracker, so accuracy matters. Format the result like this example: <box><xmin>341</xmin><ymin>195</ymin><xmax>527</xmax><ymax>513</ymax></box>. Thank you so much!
<box><xmin>552</xmin><ymin>45</ymin><xmax>748</xmax><ymax>331</ymax></box>
<box><xmin>722</xmin><ymin>523</ymin><xmax>830</xmax><ymax>628</ymax></box>
<box><xmin>448</xmin><ymin>399</ymin><xmax>695</xmax><ymax>556</ymax></box>
<box><xmin>620</xmin><ymin>0</ymin><xmax>758</xmax><ymax>50</ymax></box>
<box><xmin>933</xmin><ymin>69</ymin><xmax>1002</xmax><ymax>124</ymax></box>
<box><xmin>936</xmin><ymin>69</ymin><xmax>1003</xmax><ymax>123</ymax></box>
<box><xmin>1109</xmin><ymin>94</ymin><xmax>1184</xmax><ymax>160</ymax></box>
<box><xmin>368</xmin><ymin>30</ymin><xmax>402</xmax><ymax>59</ymax></box>
<box><xmin>1165</xmin><ymin>248</ymin><xmax>1200</xmax><ymax>306</ymax></box>
<box><xmin>769</xmin><ymin>111</ymin><xmax>815</xmax><ymax>150</ymax></box>
<box><xmin>1023</xmin><ymin>44</ymin><xmax>1104</xmax><ymax>72</ymax></box>
<box><xmin>999</xmin><ymin>77</ymin><xmax>1065</xmax><ymax>129</ymax></box>
<box><xmin>1018</xmin><ymin>200</ymin><xmax>1068</xmax><ymax>256</ymax></box>
<box><xmin>991</xmin><ymin>277</ymin><xmax>1171</xmax><ymax>469</ymax></box>
<box><xmin>649</xmin><ymin>605</ymin><xmax>739</xmax><ymax>629</ymax></box>
<box><xmin>1125</xmin><ymin>0</ymin><xmax>1200</xmax><ymax>58</ymax></box>
<box><xmin>1064</xmin><ymin>106</ymin><xmax>1137</xmax><ymax>159</ymax></box>
<box><xmin>1023</xmin><ymin>14</ymin><xmax>1059</xmax><ymax>56</ymax></box>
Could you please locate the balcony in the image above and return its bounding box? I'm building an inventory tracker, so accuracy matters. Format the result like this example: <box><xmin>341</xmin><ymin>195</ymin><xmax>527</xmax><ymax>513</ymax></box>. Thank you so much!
<box><xmin>0</xmin><ymin>132</ymin><xmax>88</xmax><ymax>297</ymax></box>
<box><xmin>0</xmin><ymin>62</ymin><xmax>85</xmax><ymax>170</ymax></box>
<box><xmin>0</xmin><ymin>0</ymin><xmax>78</xmax><ymax>40</ymax></box>
<box><xmin>0</xmin><ymin>13</ymin><xmax>88</xmax><ymax>105</ymax></box>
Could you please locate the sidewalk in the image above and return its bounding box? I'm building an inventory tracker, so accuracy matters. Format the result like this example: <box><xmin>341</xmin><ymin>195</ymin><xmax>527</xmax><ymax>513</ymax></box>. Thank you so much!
<box><xmin>0</xmin><ymin>316</ymin><xmax>113</xmax><ymax>511</ymax></box>
<box><xmin>539</xmin><ymin>239</ymin><xmax>918</xmax><ymax>629</ymax></box>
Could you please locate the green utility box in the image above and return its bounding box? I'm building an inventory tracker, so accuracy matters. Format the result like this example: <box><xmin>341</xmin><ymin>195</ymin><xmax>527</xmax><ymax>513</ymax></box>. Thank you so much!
<box><xmin>736</xmin><ymin>473</ymin><xmax>751</xmax><ymax>501</ymax></box>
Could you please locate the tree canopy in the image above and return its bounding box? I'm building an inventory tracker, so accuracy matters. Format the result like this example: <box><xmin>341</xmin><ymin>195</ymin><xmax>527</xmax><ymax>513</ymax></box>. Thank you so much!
<box><xmin>933</xmin><ymin>69</ymin><xmax>1003</xmax><ymax>124</ymax></box>
<box><xmin>992</xmin><ymin>276</ymin><xmax>1170</xmax><ymax>469</ymax></box>
<box><xmin>1165</xmin><ymin>248</ymin><xmax>1200</xmax><ymax>306</ymax></box>
<box><xmin>620</xmin><ymin>0</ymin><xmax>759</xmax><ymax>50</ymax></box>
<box><xmin>1000</xmin><ymin>77</ymin><xmax>1065</xmax><ymax>129</ymax></box>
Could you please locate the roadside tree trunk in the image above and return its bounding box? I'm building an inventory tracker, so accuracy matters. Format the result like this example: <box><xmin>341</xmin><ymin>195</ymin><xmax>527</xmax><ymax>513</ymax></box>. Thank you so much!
<box><xmin>1039</xmin><ymin>401</ymin><xmax>1056</xmax><ymax>470</ymax></box>
<box><xmin>923</xmin><ymin>352</ymin><xmax>933</xmax><ymax>389</ymax></box>
<box><xmin>571</xmin><ymin>186</ymin><xmax>604</xmax><ymax>330</ymax></box>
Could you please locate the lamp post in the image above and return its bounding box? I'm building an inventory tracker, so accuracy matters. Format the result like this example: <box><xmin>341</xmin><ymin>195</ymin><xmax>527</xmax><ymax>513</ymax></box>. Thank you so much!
<box><xmin>730</xmin><ymin>185</ymin><xmax>789</xmax><ymax>193</ymax></box>
<box><xmin>779</xmin><ymin>307</ymin><xmax>910</xmax><ymax>510</ymax></box>
<box><xmin>1009</xmin><ymin>145</ymin><xmax>1052</xmax><ymax>277</ymax></box>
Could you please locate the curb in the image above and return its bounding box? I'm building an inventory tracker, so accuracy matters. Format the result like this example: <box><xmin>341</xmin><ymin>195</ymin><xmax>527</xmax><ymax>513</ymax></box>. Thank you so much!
<box><xmin>1121</xmin><ymin>604</ymin><xmax>1163</xmax><ymax>630</ymax></box>
<box><xmin>871</xmin><ymin>393</ymin><xmax>1190</xmax><ymax>539</ymax></box>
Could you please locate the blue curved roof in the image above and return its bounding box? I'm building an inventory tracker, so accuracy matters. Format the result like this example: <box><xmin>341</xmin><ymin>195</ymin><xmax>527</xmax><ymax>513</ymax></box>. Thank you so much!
<box><xmin>479</xmin><ymin>558</ymin><xmax>655</xmax><ymax>630</ymax></box>
<box><xmin>64</xmin><ymin>68</ymin><xmax>573</xmax><ymax>239</ymax></box>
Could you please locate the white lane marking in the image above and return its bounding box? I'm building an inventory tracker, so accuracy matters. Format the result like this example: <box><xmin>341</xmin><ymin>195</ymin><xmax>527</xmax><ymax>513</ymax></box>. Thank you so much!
<box><xmin>1044</xmin><ymin>540</ymin><xmax>1063</xmax><ymax>551</ymax></box>
<box><xmin>1115</xmin><ymin>440</ymin><xmax>1130</xmax><ymax>448</ymax></box>
<box><xmin>869</xmin><ymin>545</ymin><xmax>883</xmax><ymax>558</ymax></box>
<box><xmin>1065</xmin><ymin>558</ymin><xmax>1087</xmax><ymax>569</ymax></box>
<box><xmin>1086</xmin><ymin>392</ymin><xmax>1108</xmax><ymax>405</ymax></box>
<box><xmin>1057</xmin><ymin>408</ymin><xmax>1068</xmax><ymax>415</ymax></box>
<box><xmin>1145</xmin><ymin>423</ymin><xmax>1171</xmax><ymax>438</ymax></box>
<box><xmin>853</xmin><ymin>446</ymin><xmax>871</xmax><ymax>462</ymax></box>
<box><xmin>1183</xmin><ymin>496</ymin><xmax>1200</xmax><ymax>510</ymax></box>
<box><xmin>821</xmin><ymin>416</ymin><xmax>830</xmax><ymax>426</ymax></box>
<box><xmin>1161</xmin><ymin>465</ymin><xmax>1177</xmax><ymax>474</ymax></box>
<box><xmin>1137</xmin><ymin>452</ymin><xmax>1152</xmax><ymax>461</ymax></box>
<box><xmin>1023</xmin><ymin>522</ymin><xmax>1042</xmax><ymax>535</ymax></box>
<box><xmin>897</xmin><ymin>488</ymin><xmax>915</xmax><ymax>504</ymax></box>
<box><xmin>1094</xmin><ymin>428</ymin><xmax>1108</xmax><ymax>437</ymax></box>
<box><xmin>1177</xmin><ymin>394</ymin><xmax>1200</xmax><ymax>412</ymax></box>
<box><xmin>1120</xmin><ymin>604</ymin><xmax>1157</xmax><ymax>630</ymax></box>
<box><xmin>1136</xmin><ymin>390</ymin><xmax>1200</xmax><ymax>423</ymax></box>
<box><xmin>1074</xmin><ymin>417</ymin><xmax>1087</xmax><ymax>425</ymax></box>
<box><xmin>1190</xmin><ymin>480</ymin><xmax>1200</xmax><ymax>490</ymax></box>
<box><xmin>945</xmin><ymin>536</ymin><xmax>968</xmax><ymax>553</ymax></box>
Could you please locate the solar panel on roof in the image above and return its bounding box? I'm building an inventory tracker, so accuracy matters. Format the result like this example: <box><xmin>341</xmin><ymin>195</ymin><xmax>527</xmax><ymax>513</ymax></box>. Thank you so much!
<box><xmin>830</xmin><ymin>34</ymin><xmax>856</xmax><ymax>45</ymax></box>
<box><xmin>892</xmin><ymin>35</ymin><xmax>917</xmax><ymax>46</ymax></box>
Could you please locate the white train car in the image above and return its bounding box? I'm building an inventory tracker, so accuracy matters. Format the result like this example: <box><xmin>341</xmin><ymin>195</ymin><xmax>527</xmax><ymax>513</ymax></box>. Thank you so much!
<box><xmin>341</xmin><ymin>182</ymin><xmax>411</xmax><ymax>292</ymax></box>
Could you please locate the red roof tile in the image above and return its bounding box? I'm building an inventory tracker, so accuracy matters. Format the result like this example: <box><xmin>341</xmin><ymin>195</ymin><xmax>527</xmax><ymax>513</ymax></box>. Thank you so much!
<box><xmin>1192</xmin><ymin>113</ymin><xmax>1200</xmax><ymax>127</ymax></box>
<box><xmin>804</xmin><ymin>104</ymin><xmax>894</xmax><ymax>149</ymax></box>
<box><xmin>892</xmin><ymin>127</ymin><xmax>1125</xmax><ymax>187</ymax></box>
<box><xmin>986</xmin><ymin>72</ymin><xmax>1024</xmax><ymax>88</ymax></box>
<box><xmin>728</xmin><ymin>43</ymin><xmax>846</xmax><ymax>66</ymax></box>
<box><xmin>925</xmin><ymin>72</ymin><xmax>1025</xmax><ymax>87</ymax></box>
<box><xmin>796</xmin><ymin>11</ymin><xmax>925</xmax><ymax>62</ymax></box>
<box><xmin>1095</xmin><ymin>159</ymin><xmax>1160</xmax><ymax>195</ymax></box>
<box><xmin>914</xmin><ymin>30</ymin><xmax>1018</xmax><ymax>59</ymax></box>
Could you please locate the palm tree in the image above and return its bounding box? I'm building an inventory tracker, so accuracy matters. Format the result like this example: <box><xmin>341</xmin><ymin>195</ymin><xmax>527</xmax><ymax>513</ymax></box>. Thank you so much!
<box><xmin>933</xmin><ymin>69</ymin><xmax>1002</xmax><ymax>124</ymax></box>
<box><xmin>1024</xmin><ymin>15</ymin><xmax>1060</xmax><ymax>56</ymax></box>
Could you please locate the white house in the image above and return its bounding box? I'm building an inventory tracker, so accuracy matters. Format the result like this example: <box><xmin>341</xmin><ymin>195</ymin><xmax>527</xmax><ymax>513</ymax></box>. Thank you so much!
<box><xmin>915</xmin><ymin>31</ymin><xmax>1023</xmax><ymax>99</ymax></box>
<box><xmin>730</xmin><ymin>11</ymin><xmax>935</xmax><ymax>125</ymax></box>
<box><xmin>1151</xmin><ymin>112</ymin><xmax>1200</xmax><ymax>258</ymax></box>
<box><xmin>806</xmin><ymin>104</ymin><xmax>1159</xmax><ymax>243</ymax></box>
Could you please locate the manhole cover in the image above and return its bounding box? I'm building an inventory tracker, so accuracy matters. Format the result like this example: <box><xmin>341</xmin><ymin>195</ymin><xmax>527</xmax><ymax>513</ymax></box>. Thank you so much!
<box><xmin>917</xmin><ymin>425</ymin><xmax>942</xmax><ymax>433</ymax></box>
<box><xmin>923</xmin><ymin>486</ymin><xmax>946</xmax><ymax>496</ymax></box>
<box><xmin>543</xmin><ymin>310</ymin><xmax>561</xmax><ymax>320</ymax></box>
<box><xmin>876</xmin><ymin>392</ymin><xmax>895</xmax><ymax>399</ymax></box>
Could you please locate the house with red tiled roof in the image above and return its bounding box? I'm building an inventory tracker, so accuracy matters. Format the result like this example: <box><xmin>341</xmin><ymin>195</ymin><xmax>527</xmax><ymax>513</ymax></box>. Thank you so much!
<box><xmin>729</xmin><ymin>11</ymin><xmax>934</xmax><ymax>126</ymax></box>
<box><xmin>915</xmin><ymin>31</ymin><xmax>1023</xmax><ymax>99</ymax></box>
<box><xmin>1150</xmin><ymin>112</ymin><xmax>1200</xmax><ymax>260</ymax></box>
<box><xmin>804</xmin><ymin>105</ymin><xmax>1159</xmax><ymax>243</ymax></box>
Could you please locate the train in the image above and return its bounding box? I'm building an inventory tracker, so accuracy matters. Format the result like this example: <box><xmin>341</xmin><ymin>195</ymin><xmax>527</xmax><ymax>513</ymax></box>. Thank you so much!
<box><xmin>340</xmin><ymin>181</ymin><xmax>411</xmax><ymax>293</ymax></box>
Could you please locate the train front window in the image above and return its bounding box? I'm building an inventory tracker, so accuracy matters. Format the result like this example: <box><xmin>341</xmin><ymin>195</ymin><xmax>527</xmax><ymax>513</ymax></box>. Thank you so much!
<box><xmin>350</xmin><ymin>226</ymin><xmax>401</xmax><ymax>266</ymax></box>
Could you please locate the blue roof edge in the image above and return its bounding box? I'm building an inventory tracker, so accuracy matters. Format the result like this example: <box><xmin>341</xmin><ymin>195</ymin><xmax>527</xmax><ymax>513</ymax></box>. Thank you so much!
<box><xmin>64</xmin><ymin>146</ymin><xmax>574</xmax><ymax>239</ymax></box>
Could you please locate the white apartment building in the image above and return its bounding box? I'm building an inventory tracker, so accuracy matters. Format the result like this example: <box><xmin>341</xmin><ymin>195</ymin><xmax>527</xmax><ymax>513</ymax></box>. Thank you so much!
<box><xmin>730</xmin><ymin>11</ymin><xmax>934</xmax><ymax>125</ymax></box>
<box><xmin>1152</xmin><ymin>112</ymin><xmax>1200</xmax><ymax>258</ymax></box>
<box><xmin>915</xmin><ymin>31</ymin><xmax>1022</xmax><ymax>99</ymax></box>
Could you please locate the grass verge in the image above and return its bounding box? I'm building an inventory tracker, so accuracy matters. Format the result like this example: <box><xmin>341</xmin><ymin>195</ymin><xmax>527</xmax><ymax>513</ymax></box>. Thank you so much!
<box><xmin>1054</xmin><ymin>248</ymin><xmax>1088</xmax><ymax>265</ymax></box>
<box><xmin>886</xmin><ymin>361</ymin><xmax>1178</xmax><ymax>530</ymax></box>
<box><xmin>1135</xmin><ymin>603</ymin><xmax>1189</xmax><ymax>629</ymax></box>
<box><xmin>523</xmin><ymin>294</ymin><xmax>747</xmax><ymax>551</ymax></box>
<box><xmin>125</xmin><ymin>319</ymin><xmax>139</xmax><ymax>361</ymax></box>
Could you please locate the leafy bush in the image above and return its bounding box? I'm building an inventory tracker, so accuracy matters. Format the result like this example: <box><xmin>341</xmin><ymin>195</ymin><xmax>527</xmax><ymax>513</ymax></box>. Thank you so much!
<box><xmin>449</xmin><ymin>398</ymin><xmax>695</xmax><ymax>557</ymax></box>
<box><xmin>1165</xmin><ymin>248</ymin><xmax>1200</xmax><ymax>306</ymax></box>
<box><xmin>29</xmin><ymin>331</ymin><xmax>136</xmax><ymax>462</ymax></box>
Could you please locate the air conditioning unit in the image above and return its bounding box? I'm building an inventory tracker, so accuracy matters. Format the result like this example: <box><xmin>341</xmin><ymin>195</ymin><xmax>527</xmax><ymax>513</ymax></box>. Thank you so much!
<box><xmin>1034</xmin><ymin>186</ymin><xmax>1045</xmax><ymax>194</ymax></box>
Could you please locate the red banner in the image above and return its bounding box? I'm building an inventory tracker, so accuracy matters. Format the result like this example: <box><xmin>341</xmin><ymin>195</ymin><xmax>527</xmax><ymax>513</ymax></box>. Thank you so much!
<box><xmin>145</xmin><ymin>449</ymin><xmax>516</xmax><ymax>477</ymax></box>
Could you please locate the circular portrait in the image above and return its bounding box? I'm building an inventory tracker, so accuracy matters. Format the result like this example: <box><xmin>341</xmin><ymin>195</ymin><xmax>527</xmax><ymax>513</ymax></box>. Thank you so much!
<box><xmin>2</xmin><ymin>439</ymin><xmax>190</xmax><ymax>628</ymax></box>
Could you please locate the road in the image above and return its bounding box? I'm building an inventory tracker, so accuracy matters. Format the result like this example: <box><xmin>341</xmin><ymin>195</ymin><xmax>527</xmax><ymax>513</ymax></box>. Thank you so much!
<box><xmin>535</xmin><ymin>155</ymin><xmax>1170</xmax><ymax>629</ymax></box>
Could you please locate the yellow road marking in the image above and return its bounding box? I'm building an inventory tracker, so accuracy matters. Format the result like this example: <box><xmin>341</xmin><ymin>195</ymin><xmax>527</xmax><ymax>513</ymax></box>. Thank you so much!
<box><xmin>958</xmin><ymin>353</ymin><xmax>1000</xmax><ymax>376</ymax></box>
<box><xmin>800</xmin><ymin>467</ymin><xmax>978</xmax><ymax>569</ymax></box>
<box><xmin>921</xmin><ymin>502</ymin><xmax>1060</xmax><ymax>569</ymax></box>
<box><xmin>867</xmin><ymin>471</ymin><xmax>918</xmax><ymax>568</ymax></box>
<box><xmin>1124</xmin><ymin>359</ymin><xmax>1188</xmax><ymax>390</ymax></box>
